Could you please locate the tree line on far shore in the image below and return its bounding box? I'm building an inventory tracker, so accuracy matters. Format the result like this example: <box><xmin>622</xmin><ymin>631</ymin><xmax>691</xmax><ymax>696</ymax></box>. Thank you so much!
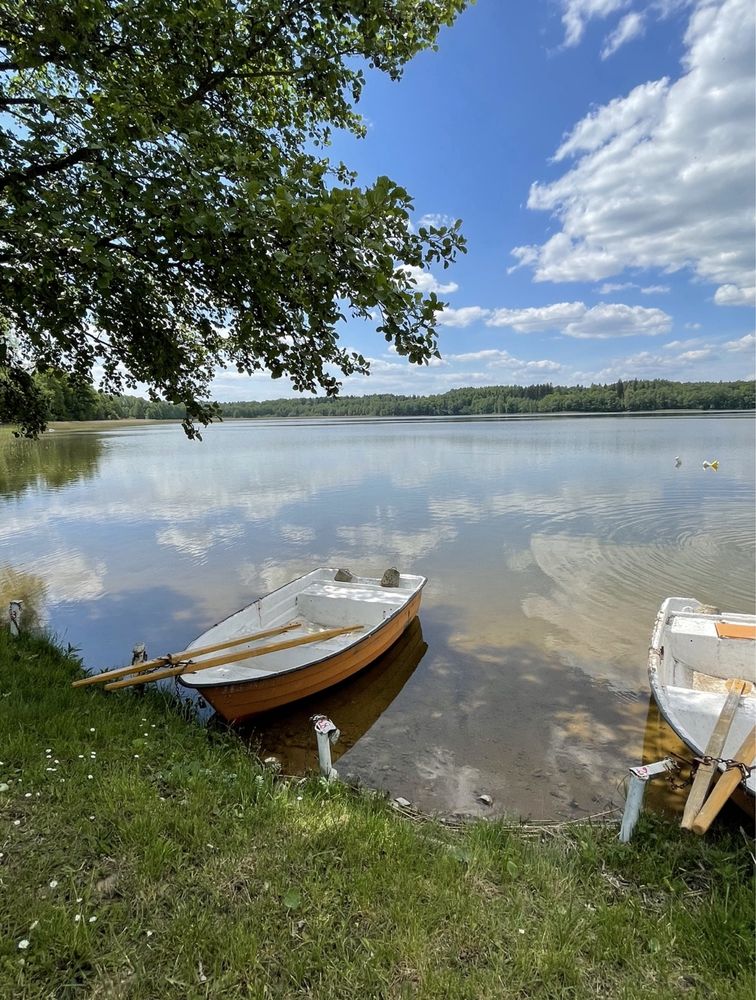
<box><xmin>21</xmin><ymin>373</ymin><xmax>756</xmax><ymax>425</ymax></box>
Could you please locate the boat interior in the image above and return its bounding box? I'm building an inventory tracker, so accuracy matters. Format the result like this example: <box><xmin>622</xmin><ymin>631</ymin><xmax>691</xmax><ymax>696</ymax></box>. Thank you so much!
<box><xmin>183</xmin><ymin>570</ymin><xmax>425</xmax><ymax>686</ymax></box>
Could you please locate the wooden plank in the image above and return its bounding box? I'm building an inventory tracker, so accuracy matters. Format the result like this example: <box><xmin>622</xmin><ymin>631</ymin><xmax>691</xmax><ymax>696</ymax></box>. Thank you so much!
<box><xmin>103</xmin><ymin>625</ymin><xmax>364</xmax><ymax>690</ymax></box>
<box><xmin>680</xmin><ymin>679</ymin><xmax>748</xmax><ymax>830</ymax></box>
<box><xmin>715</xmin><ymin>622</ymin><xmax>756</xmax><ymax>641</ymax></box>
<box><xmin>690</xmin><ymin>725</ymin><xmax>756</xmax><ymax>835</ymax></box>
<box><xmin>71</xmin><ymin>623</ymin><xmax>300</xmax><ymax>687</ymax></box>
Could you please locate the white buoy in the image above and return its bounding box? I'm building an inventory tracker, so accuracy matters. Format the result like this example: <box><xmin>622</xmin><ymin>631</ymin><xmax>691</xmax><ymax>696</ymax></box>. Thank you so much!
<box><xmin>674</xmin><ymin>456</ymin><xmax>681</xmax><ymax>468</ymax></box>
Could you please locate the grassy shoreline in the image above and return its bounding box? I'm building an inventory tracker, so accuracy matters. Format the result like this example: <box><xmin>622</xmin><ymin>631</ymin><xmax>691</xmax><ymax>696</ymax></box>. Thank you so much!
<box><xmin>1</xmin><ymin>631</ymin><xmax>753</xmax><ymax>998</ymax></box>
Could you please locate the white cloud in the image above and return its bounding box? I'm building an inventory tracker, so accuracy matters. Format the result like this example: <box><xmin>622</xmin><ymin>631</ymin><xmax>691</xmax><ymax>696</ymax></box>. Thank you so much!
<box><xmin>561</xmin><ymin>0</ymin><xmax>630</xmax><ymax>47</ymax></box>
<box><xmin>437</xmin><ymin>306</ymin><xmax>491</xmax><ymax>327</ymax></box>
<box><xmin>518</xmin><ymin>0</ymin><xmax>755</xmax><ymax>306</ymax></box>
<box><xmin>486</xmin><ymin>301</ymin><xmax>672</xmax><ymax>338</ymax></box>
<box><xmin>398</xmin><ymin>264</ymin><xmax>458</xmax><ymax>295</ymax></box>
<box><xmin>446</xmin><ymin>349</ymin><xmax>564</xmax><ymax>375</ymax></box>
<box><xmin>724</xmin><ymin>332</ymin><xmax>755</xmax><ymax>352</ymax></box>
<box><xmin>601</xmin><ymin>11</ymin><xmax>646</xmax><ymax>58</ymax></box>
<box><xmin>598</xmin><ymin>281</ymin><xmax>635</xmax><ymax>293</ymax></box>
<box><xmin>678</xmin><ymin>348</ymin><xmax>712</xmax><ymax>360</ymax></box>
<box><xmin>487</xmin><ymin>302</ymin><xmax>585</xmax><ymax>332</ymax></box>
<box><xmin>714</xmin><ymin>284</ymin><xmax>756</xmax><ymax>306</ymax></box>
<box><xmin>663</xmin><ymin>337</ymin><xmax>703</xmax><ymax>349</ymax></box>
<box><xmin>417</xmin><ymin>213</ymin><xmax>456</xmax><ymax>229</ymax></box>
<box><xmin>598</xmin><ymin>281</ymin><xmax>671</xmax><ymax>294</ymax></box>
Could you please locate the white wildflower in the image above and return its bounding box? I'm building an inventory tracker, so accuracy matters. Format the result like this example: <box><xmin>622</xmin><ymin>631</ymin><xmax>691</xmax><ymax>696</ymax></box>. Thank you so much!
<box><xmin>18</xmin><ymin>939</ymin><xmax>29</xmax><ymax>950</ymax></box>
<box><xmin>49</xmin><ymin>880</ymin><xmax>58</xmax><ymax>889</ymax></box>
<box><xmin>88</xmin><ymin>916</ymin><xmax>96</xmax><ymax>923</ymax></box>
<box><xmin>29</xmin><ymin>920</ymin><xmax>38</xmax><ymax>930</ymax></box>
<box><xmin>74</xmin><ymin>915</ymin><xmax>81</xmax><ymax>923</ymax></box>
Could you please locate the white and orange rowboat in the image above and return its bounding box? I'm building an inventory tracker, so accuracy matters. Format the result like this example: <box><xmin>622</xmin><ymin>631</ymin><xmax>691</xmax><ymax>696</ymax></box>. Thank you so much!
<box><xmin>177</xmin><ymin>568</ymin><xmax>426</xmax><ymax>722</ymax></box>
<box><xmin>648</xmin><ymin>597</ymin><xmax>756</xmax><ymax>809</ymax></box>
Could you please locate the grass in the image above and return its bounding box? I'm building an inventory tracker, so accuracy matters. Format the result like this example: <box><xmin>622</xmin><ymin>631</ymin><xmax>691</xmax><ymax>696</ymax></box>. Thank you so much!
<box><xmin>0</xmin><ymin>631</ymin><xmax>753</xmax><ymax>999</ymax></box>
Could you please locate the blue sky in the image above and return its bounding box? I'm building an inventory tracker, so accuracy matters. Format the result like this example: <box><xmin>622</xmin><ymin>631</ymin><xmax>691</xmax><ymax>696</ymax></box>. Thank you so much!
<box><xmin>212</xmin><ymin>0</ymin><xmax>755</xmax><ymax>401</ymax></box>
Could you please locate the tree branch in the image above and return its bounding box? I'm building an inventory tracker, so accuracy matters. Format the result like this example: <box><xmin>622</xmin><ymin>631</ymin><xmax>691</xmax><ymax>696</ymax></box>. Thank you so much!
<box><xmin>0</xmin><ymin>146</ymin><xmax>101</xmax><ymax>191</ymax></box>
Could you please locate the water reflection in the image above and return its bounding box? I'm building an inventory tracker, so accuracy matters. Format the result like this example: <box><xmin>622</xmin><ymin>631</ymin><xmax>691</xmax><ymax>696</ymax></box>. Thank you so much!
<box><xmin>0</xmin><ymin>429</ymin><xmax>104</xmax><ymax>498</ymax></box>
<box><xmin>0</xmin><ymin>566</ymin><xmax>47</xmax><ymax>632</ymax></box>
<box><xmin>0</xmin><ymin>415</ymin><xmax>753</xmax><ymax>819</ymax></box>
<box><xmin>240</xmin><ymin>617</ymin><xmax>427</xmax><ymax>773</ymax></box>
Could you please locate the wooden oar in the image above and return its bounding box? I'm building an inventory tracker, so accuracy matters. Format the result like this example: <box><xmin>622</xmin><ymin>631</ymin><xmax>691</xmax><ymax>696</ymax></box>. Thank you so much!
<box><xmin>680</xmin><ymin>678</ymin><xmax>750</xmax><ymax>830</ymax></box>
<box><xmin>690</xmin><ymin>725</ymin><xmax>756</xmax><ymax>835</ymax></box>
<box><xmin>71</xmin><ymin>622</ymin><xmax>300</xmax><ymax>688</ymax></box>
<box><xmin>103</xmin><ymin>624</ymin><xmax>364</xmax><ymax>691</ymax></box>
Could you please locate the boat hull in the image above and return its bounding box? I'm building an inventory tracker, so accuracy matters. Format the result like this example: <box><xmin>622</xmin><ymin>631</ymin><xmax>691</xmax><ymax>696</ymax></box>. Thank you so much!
<box><xmin>196</xmin><ymin>591</ymin><xmax>422</xmax><ymax>723</ymax></box>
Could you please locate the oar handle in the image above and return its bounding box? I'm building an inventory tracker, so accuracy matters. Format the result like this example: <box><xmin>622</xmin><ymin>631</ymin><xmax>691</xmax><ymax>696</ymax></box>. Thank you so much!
<box><xmin>680</xmin><ymin>679</ymin><xmax>747</xmax><ymax>830</ymax></box>
<box><xmin>72</xmin><ymin>622</ymin><xmax>300</xmax><ymax>687</ymax></box>
<box><xmin>690</xmin><ymin>726</ymin><xmax>756</xmax><ymax>835</ymax></box>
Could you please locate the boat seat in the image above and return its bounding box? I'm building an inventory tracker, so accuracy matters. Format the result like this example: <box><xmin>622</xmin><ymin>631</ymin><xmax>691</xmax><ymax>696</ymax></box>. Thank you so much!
<box><xmin>667</xmin><ymin>616</ymin><xmax>756</xmax><ymax>683</ymax></box>
<box><xmin>296</xmin><ymin>582</ymin><xmax>406</xmax><ymax>629</ymax></box>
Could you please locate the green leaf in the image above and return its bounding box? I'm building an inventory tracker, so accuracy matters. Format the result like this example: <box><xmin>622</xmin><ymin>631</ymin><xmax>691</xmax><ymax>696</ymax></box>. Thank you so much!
<box><xmin>283</xmin><ymin>888</ymin><xmax>302</xmax><ymax>910</ymax></box>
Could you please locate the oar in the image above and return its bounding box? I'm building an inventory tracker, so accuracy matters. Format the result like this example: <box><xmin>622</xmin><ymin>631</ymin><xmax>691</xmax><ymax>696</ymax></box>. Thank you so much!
<box><xmin>680</xmin><ymin>678</ymin><xmax>750</xmax><ymax>830</ymax></box>
<box><xmin>71</xmin><ymin>622</ymin><xmax>301</xmax><ymax>688</ymax></box>
<box><xmin>103</xmin><ymin>624</ymin><xmax>364</xmax><ymax>691</ymax></box>
<box><xmin>690</xmin><ymin>725</ymin><xmax>756</xmax><ymax>835</ymax></box>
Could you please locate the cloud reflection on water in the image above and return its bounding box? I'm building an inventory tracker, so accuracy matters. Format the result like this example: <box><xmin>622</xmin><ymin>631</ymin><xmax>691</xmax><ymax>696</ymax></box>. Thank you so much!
<box><xmin>1</xmin><ymin>416</ymin><xmax>753</xmax><ymax>819</ymax></box>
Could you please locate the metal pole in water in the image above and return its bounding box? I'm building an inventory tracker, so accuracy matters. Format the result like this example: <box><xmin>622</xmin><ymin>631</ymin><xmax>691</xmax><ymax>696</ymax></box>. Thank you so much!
<box><xmin>311</xmin><ymin>714</ymin><xmax>340</xmax><ymax>782</ymax></box>
<box><xmin>9</xmin><ymin>601</ymin><xmax>23</xmax><ymax>638</ymax></box>
<box><xmin>619</xmin><ymin>758</ymin><xmax>677</xmax><ymax>843</ymax></box>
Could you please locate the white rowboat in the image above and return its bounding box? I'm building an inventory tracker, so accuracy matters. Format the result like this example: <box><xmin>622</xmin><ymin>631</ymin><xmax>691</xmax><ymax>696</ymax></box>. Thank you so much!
<box><xmin>648</xmin><ymin>597</ymin><xmax>756</xmax><ymax>799</ymax></box>
<box><xmin>177</xmin><ymin>568</ymin><xmax>426</xmax><ymax>722</ymax></box>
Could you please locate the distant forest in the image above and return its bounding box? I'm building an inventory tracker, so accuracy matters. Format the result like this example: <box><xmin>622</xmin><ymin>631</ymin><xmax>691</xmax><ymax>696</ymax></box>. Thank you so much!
<box><xmin>22</xmin><ymin>373</ymin><xmax>756</xmax><ymax>424</ymax></box>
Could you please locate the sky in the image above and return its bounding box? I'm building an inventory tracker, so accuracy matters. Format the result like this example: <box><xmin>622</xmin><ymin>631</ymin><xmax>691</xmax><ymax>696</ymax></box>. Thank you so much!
<box><xmin>211</xmin><ymin>0</ymin><xmax>755</xmax><ymax>402</ymax></box>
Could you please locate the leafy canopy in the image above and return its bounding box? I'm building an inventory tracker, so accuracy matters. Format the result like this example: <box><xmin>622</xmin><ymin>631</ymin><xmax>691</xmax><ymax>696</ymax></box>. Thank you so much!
<box><xmin>0</xmin><ymin>0</ymin><xmax>467</xmax><ymax>436</ymax></box>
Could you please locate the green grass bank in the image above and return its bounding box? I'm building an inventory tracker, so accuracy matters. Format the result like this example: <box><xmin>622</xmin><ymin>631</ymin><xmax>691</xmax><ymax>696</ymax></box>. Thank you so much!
<box><xmin>1</xmin><ymin>631</ymin><xmax>753</xmax><ymax>999</ymax></box>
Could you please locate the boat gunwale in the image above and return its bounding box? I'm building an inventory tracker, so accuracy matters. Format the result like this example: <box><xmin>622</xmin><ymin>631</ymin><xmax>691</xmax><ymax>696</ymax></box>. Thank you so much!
<box><xmin>177</xmin><ymin>571</ymin><xmax>427</xmax><ymax>693</ymax></box>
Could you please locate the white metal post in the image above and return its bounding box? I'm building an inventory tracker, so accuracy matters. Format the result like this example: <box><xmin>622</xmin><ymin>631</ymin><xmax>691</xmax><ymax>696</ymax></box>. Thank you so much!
<box><xmin>9</xmin><ymin>601</ymin><xmax>23</xmax><ymax>638</ymax></box>
<box><xmin>619</xmin><ymin>758</ymin><xmax>677</xmax><ymax>842</ymax></box>
<box><xmin>312</xmin><ymin>714</ymin><xmax>340</xmax><ymax>782</ymax></box>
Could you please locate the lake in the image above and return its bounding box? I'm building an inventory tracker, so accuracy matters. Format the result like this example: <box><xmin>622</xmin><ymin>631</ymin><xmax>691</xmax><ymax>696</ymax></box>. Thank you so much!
<box><xmin>1</xmin><ymin>413</ymin><xmax>754</xmax><ymax>820</ymax></box>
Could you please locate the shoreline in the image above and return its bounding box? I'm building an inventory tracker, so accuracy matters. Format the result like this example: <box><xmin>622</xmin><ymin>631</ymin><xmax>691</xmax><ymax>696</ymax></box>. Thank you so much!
<box><xmin>1</xmin><ymin>629</ymin><xmax>753</xmax><ymax>997</ymax></box>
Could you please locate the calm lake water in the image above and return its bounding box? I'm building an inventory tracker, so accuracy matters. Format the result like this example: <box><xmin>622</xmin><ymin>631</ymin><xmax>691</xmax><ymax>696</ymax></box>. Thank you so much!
<box><xmin>1</xmin><ymin>413</ymin><xmax>754</xmax><ymax>820</ymax></box>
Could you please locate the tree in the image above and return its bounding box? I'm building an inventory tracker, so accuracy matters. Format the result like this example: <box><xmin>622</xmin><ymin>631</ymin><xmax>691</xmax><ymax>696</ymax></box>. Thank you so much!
<box><xmin>0</xmin><ymin>0</ymin><xmax>467</xmax><ymax>437</ymax></box>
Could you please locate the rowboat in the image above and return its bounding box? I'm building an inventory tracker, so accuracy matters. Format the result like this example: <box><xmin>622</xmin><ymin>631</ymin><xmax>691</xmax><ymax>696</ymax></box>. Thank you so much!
<box><xmin>648</xmin><ymin>598</ymin><xmax>756</xmax><ymax>809</ymax></box>
<box><xmin>177</xmin><ymin>569</ymin><xmax>426</xmax><ymax>722</ymax></box>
